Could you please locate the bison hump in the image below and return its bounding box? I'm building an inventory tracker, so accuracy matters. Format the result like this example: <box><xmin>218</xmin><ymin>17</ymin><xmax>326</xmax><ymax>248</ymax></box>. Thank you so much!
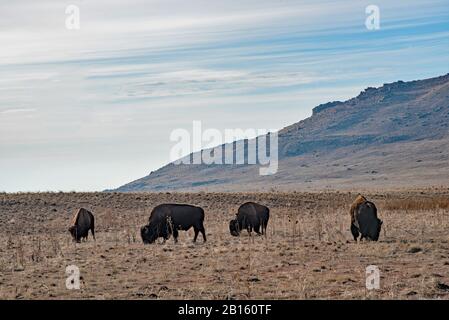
<box><xmin>72</xmin><ymin>208</ymin><xmax>93</xmax><ymax>228</ymax></box>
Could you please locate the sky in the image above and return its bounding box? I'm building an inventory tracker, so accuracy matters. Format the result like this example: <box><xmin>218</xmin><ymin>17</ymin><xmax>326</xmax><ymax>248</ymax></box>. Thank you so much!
<box><xmin>0</xmin><ymin>0</ymin><xmax>448</xmax><ymax>192</ymax></box>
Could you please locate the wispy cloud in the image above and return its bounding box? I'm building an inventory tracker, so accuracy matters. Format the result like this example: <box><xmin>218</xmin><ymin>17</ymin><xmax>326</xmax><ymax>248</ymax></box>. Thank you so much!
<box><xmin>112</xmin><ymin>69</ymin><xmax>330</xmax><ymax>99</ymax></box>
<box><xmin>0</xmin><ymin>108</ymin><xmax>36</xmax><ymax>115</ymax></box>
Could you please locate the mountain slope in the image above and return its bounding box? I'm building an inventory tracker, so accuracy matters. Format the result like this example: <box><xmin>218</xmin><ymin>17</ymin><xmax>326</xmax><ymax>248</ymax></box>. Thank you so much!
<box><xmin>114</xmin><ymin>73</ymin><xmax>449</xmax><ymax>192</ymax></box>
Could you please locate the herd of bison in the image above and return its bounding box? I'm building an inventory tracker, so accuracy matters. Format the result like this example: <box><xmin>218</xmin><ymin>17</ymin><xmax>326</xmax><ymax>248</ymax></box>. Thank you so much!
<box><xmin>2</xmin><ymin>190</ymin><xmax>449</xmax><ymax>299</ymax></box>
<box><xmin>70</xmin><ymin>195</ymin><xmax>381</xmax><ymax>244</ymax></box>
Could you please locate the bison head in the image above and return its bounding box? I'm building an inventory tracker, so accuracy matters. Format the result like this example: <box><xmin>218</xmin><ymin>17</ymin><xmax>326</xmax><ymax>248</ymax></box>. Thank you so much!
<box><xmin>141</xmin><ymin>219</ymin><xmax>172</xmax><ymax>244</ymax></box>
<box><xmin>229</xmin><ymin>219</ymin><xmax>240</xmax><ymax>237</ymax></box>
<box><xmin>68</xmin><ymin>225</ymin><xmax>80</xmax><ymax>242</ymax></box>
<box><xmin>140</xmin><ymin>224</ymin><xmax>158</xmax><ymax>244</ymax></box>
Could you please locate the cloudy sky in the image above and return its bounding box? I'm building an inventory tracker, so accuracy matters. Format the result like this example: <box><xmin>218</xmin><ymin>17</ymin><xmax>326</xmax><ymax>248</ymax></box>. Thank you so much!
<box><xmin>1</xmin><ymin>0</ymin><xmax>448</xmax><ymax>192</ymax></box>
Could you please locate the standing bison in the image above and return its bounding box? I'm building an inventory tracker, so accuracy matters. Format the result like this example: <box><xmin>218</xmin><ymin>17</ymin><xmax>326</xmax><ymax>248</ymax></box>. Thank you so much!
<box><xmin>141</xmin><ymin>204</ymin><xmax>206</xmax><ymax>244</ymax></box>
<box><xmin>69</xmin><ymin>208</ymin><xmax>96</xmax><ymax>242</ymax></box>
<box><xmin>350</xmin><ymin>195</ymin><xmax>383</xmax><ymax>241</ymax></box>
<box><xmin>229</xmin><ymin>202</ymin><xmax>269</xmax><ymax>237</ymax></box>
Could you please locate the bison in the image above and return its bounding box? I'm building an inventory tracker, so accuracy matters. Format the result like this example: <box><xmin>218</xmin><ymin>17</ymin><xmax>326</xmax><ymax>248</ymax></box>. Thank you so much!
<box><xmin>69</xmin><ymin>208</ymin><xmax>96</xmax><ymax>243</ymax></box>
<box><xmin>229</xmin><ymin>202</ymin><xmax>269</xmax><ymax>237</ymax></box>
<box><xmin>141</xmin><ymin>204</ymin><xmax>206</xmax><ymax>244</ymax></box>
<box><xmin>350</xmin><ymin>195</ymin><xmax>382</xmax><ymax>241</ymax></box>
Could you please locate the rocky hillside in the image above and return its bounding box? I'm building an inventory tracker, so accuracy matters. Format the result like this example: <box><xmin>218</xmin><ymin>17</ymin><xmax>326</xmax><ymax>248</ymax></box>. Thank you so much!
<box><xmin>114</xmin><ymin>73</ymin><xmax>449</xmax><ymax>192</ymax></box>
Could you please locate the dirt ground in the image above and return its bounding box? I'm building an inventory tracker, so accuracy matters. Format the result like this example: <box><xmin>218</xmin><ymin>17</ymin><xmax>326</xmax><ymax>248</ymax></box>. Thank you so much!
<box><xmin>1</xmin><ymin>190</ymin><xmax>449</xmax><ymax>300</ymax></box>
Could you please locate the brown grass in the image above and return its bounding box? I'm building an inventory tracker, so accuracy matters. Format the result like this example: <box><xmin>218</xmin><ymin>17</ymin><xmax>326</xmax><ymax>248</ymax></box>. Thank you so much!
<box><xmin>0</xmin><ymin>190</ymin><xmax>448</xmax><ymax>299</ymax></box>
<box><xmin>382</xmin><ymin>197</ymin><xmax>449</xmax><ymax>211</ymax></box>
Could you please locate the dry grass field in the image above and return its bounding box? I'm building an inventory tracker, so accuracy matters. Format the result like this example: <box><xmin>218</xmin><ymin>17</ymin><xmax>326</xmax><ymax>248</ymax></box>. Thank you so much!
<box><xmin>1</xmin><ymin>190</ymin><xmax>449</xmax><ymax>300</ymax></box>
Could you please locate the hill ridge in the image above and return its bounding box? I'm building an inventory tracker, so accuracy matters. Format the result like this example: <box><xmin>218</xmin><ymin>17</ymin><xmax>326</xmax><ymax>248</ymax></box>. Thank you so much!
<box><xmin>113</xmin><ymin>73</ymin><xmax>449</xmax><ymax>192</ymax></box>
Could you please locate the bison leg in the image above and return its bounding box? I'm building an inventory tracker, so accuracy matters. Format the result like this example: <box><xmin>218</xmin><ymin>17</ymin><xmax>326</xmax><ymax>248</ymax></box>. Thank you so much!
<box><xmin>91</xmin><ymin>222</ymin><xmax>96</xmax><ymax>241</ymax></box>
<box><xmin>258</xmin><ymin>219</ymin><xmax>266</xmax><ymax>235</ymax></box>
<box><xmin>193</xmin><ymin>226</ymin><xmax>207</xmax><ymax>242</ymax></box>
<box><xmin>200</xmin><ymin>226</ymin><xmax>206</xmax><ymax>242</ymax></box>
<box><xmin>173</xmin><ymin>228</ymin><xmax>179</xmax><ymax>243</ymax></box>
<box><xmin>193</xmin><ymin>228</ymin><xmax>199</xmax><ymax>242</ymax></box>
<box><xmin>351</xmin><ymin>224</ymin><xmax>359</xmax><ymax>242</ymax></box>
<box><xmin>261</xmin><ymin>222</ymin><xmax>267</xmax><ymax>236</ymax></box>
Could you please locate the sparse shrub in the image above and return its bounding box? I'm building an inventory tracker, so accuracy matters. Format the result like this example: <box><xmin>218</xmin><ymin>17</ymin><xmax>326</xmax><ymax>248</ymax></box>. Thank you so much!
<box><xmin>50</xmin><ymin>235</ymin><xmax>62</xmax><ymax>257</ymax></box>
<box><xmin>125</xmin><ymin>227</ymin><xmax>136</xmax><ymax>244</ymax></box>
<box><xmin>383</xmin><ymin>197</ymin><xmax>449</xmax><ymax>211</ymax></box>
<box><xmin>31</xmin><ymin>237</ymin><xmax>42</xmax><ymax>262</ymax></box>
<box><xmin>15</xmin><ymin>240</ymin><xmax>25</xmax><ymax>271</ymax></box>
<box><xmin>7</xmin><ymin>235</ymin><xmax>14</xmax><ymax>249</ymax></box>
<box><xmin>315</xmin><ymin>218</ymin><xmax>323</xmax><ymax>241</ymax></box>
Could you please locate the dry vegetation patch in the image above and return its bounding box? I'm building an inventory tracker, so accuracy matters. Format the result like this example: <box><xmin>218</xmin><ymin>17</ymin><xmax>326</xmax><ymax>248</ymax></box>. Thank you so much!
<box><xmin>0</xmin><ymin>190</ymin><xmax>449</xmax><ymax>299</ymax></box>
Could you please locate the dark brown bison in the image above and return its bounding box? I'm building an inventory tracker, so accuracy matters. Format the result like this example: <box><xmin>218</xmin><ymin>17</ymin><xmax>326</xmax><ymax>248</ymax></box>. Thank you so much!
<box><xmin>69</xmin><ymin>208</ymin><xmax>95</xmax><ymax>242</ymax></box>
<box><xmin>350</xmin><ymin>195</ymin><xmax>382</xmax><ymax>241</ymax></box>
<box><xmin>229</xmin><ymin>202</ymin><xmax>269</xmax><ymax>237</ymax></box>
<box><xmin>141</xmin><ymin>204</ymin><xmax>206</xmax><ymax>244</ymax></box>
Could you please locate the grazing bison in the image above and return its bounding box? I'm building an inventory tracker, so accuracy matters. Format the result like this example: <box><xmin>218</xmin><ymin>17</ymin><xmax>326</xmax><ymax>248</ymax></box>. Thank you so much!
<box><xmin>229</xmin><ymin>202</ymin><xmax>269</xmax><ymax>237</ymax></box>
<box><xmin>141</xmin><ymin>204</ymin><xmax>206</xmax><ymax>244</ymax></box>
<box><xmin>350</xmin><ymin>195</ymin><xmax>382</xmax><ymax>241</ymax></box>
<box><xmin>69</xmin><ymin>208</ymin><xmax>95</xmax><ymax>242</ymax></box>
